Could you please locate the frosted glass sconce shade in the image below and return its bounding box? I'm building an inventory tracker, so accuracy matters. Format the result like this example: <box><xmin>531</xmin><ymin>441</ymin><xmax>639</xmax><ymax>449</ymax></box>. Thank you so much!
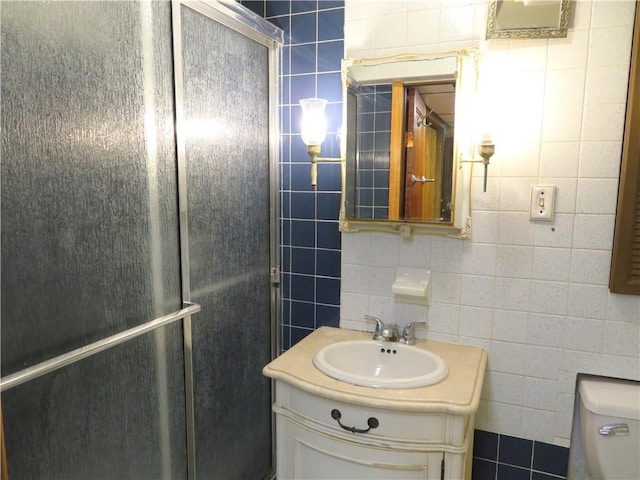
<box><xmin>300</xmin><ymin>98</ymin><xmax>327</xmax><ymax>146</ymax></box>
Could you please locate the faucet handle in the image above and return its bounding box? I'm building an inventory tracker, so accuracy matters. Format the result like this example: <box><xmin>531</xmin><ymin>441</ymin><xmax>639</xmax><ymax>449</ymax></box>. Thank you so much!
<box><xmin>364</xmin><ymin>315</ymin><xmax>384</xmax><ymax>340</ymax></box>
<box><xmin>401</xmin><ymin>322</ymin><xmax>427</xmax><ymax>345</ymax></box>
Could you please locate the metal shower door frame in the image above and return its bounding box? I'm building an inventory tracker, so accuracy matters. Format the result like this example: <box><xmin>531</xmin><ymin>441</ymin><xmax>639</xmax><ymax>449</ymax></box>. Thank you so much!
<box><xmin>171</xmin><ymin>1</ymin><xmax>282</xmax><ymax>478</ymax></box>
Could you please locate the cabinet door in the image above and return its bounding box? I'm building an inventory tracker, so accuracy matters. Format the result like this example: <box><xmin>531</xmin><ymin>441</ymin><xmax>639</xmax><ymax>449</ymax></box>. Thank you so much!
<box><xmin>277</xmin><ymin>417</ymin><xmax>443</xmax><ymax>480</ymax></box>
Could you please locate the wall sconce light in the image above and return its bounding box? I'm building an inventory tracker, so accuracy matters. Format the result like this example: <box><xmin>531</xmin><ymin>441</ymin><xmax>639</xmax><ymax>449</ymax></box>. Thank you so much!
<box><xmin>460</xmin><ymin>133</ymin><xmax>495</xmax><ymax>192</ymax></box>
<box><xmin>300</xmin><ymin>97</ymin><xmax>343</xmax><ymax>190</ymax></box>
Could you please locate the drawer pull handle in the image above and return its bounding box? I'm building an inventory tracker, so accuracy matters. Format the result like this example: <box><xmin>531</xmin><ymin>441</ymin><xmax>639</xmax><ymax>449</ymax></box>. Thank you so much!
<box><xmin>330</xmin><ymin>409</ymin><xmax>379</xmax><ymax>434</ymax></box>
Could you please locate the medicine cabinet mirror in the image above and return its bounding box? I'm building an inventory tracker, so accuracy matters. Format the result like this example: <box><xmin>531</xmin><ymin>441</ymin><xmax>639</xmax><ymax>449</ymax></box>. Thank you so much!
<box><xmin>486</xmin><ymin>0</ymin><xmax>571</xmax><ymax>39</ymax></box>
<box><xmin>340</xmin><ymin>50</ymin><xmax>479</xmax><ymax>237</ymax></box>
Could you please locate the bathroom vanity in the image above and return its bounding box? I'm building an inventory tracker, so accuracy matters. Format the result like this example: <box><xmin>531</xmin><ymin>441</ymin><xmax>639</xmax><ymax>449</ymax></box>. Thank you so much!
<box><xmin>263</xmin><ymin>327</ymin><xmax>487</xmax><ymax>479</ymax></box>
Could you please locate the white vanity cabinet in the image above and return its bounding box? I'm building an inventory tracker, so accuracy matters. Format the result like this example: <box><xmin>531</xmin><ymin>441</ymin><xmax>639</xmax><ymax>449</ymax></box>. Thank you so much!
<box><xmin>264</xmin><ymin>327</ymin><xmax>487</xmax><ymax>480</ymax></box>
<box><xmin>274</xmin><ymin>382</ymin><xmax>473</xmax><ymax>479</ymax></box>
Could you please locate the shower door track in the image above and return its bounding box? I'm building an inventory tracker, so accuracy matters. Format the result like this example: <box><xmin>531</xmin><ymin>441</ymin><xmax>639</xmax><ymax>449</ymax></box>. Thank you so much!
<box><xmin>0</xmin><ymin>301</ymin><xmax>201</xmax><ymax>392</ymax></box>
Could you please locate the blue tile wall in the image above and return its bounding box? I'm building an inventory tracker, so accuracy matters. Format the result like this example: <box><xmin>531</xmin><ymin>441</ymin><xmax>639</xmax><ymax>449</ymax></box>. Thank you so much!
<box><xmin>239</xmin><ymin>3</ymin><xmax>569</xmax><ymax>478</ymax></box>
<box><xmin>242</xmin><ymin>0</ymin><xmax>344</xmax><ymax>349</ymax></box>
<box><xmin>473</xmin><ymin>430</ymin><xmax>570</xmax><ymax>480</ymax></box>
<box><xmin>355</xmin><ymin>85</ymin><xmax>390</xmax><ymax>219</ymax></box>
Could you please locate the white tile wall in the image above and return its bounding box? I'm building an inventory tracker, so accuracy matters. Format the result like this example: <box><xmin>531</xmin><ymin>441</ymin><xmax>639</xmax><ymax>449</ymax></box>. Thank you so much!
<box><xmin>341</xmin><ymin>0</ymin><xmax>640</xmax><ymax>447</ymax></box>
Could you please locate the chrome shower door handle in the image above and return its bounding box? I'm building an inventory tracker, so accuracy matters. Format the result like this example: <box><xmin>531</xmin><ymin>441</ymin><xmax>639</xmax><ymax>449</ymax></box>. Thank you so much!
<box><xmin>598</xmin><ymin>424</ymin><xmax>629</xmax><ymax>436</ymax></box>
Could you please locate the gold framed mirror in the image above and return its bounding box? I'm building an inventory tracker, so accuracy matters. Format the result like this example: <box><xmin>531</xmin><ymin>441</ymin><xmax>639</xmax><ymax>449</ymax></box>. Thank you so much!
<box><xmin>339</xmin><ymin>50</ymin><xmax>480</xmax><ymax>238</ymax></box>
<box><xmin>486</xmin><ymin>0</ymin><xmax>572</xmax><ymax>39</ymax></box>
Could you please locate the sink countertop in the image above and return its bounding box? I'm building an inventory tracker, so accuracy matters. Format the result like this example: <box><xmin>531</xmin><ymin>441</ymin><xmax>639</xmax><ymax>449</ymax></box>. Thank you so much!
<box><xmin>263</xmin><ymin>326</ymin><xmax>487</xmax><ymax>414</ymax></box>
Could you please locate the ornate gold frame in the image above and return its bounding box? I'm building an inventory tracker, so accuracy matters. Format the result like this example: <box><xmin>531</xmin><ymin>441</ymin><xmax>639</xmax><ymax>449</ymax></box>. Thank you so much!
<box><xmin>486</xmin><ymin>0</ymin><xmax>572</xmax><ymax>40</ymax></box>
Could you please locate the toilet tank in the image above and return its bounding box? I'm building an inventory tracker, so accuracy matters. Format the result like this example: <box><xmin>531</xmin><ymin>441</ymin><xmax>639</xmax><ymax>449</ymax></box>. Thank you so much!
<box><xmin>579</xmin><ymin>377</ymin><xmax>640</xmax><ymax>480</ymax></box>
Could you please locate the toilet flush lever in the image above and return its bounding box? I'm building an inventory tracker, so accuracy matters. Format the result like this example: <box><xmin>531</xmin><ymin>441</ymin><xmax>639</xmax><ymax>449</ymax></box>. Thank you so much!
<box><xmin>598</xmin><ymin>424</ymin><xmax>629</xmax><ymax>436</ymax></box>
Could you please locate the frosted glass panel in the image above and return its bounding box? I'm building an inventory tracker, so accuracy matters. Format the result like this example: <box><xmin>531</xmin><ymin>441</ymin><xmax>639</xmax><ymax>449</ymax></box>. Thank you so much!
<box><xmin>1</xmin><ymin>1</ymin><xmax>277</xmax><ymax>478</ymax></box>
<box><xmin>2</xmin><ymin>324</ymin><xmax>187</xmax><ymax>480</ymax></box>
<box><xmin>180</xmin><ymin>5</ymin><xmax>273</xmax><ymax>478</ymax></box>
<box><xmin>1</xmin><ymin>2</ymin><xmax>186</xmax><ymax>478</ymax></box>
<box><xmin>0</xmin><ymin>1</ymin><xmax>181</xmax><ymax>375</ymax></box>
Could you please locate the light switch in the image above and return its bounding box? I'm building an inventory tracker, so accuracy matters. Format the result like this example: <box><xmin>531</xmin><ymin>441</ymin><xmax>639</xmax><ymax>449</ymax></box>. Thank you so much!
<box><xmin>530</xmin><ymin>185</ymin><xmax>555</xmax><ymax>220</ymax></box>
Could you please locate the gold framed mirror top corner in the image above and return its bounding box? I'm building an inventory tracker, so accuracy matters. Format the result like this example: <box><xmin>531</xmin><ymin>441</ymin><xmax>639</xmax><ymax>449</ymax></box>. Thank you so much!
<box><xmin>486</xmin><ymin>0</ymin><xmax>572</xmax><ymax>40</ymax></box>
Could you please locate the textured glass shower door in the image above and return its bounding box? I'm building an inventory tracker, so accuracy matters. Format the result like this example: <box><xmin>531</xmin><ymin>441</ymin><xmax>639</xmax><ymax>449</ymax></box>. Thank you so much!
<box><xmin>0</xmin><ymin>2</ymin><xmax>189</xmax><ymax>478</ymax></box>
<box><xmin>2</xmin><ymin>1</ymin><xmax>281</xmax><ymax>479</ymax></box>
<box><xmin>175</xmin><ymin>2</ymin><xmax>281</xmax><ymax>478</ymax></box>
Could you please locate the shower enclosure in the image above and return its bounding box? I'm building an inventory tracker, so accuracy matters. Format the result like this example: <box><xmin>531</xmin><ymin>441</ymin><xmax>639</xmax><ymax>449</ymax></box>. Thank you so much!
<box><xmin>0</xmin><ymin>1</ymin><xmax>281</xmax><ymax>479</ymax></box>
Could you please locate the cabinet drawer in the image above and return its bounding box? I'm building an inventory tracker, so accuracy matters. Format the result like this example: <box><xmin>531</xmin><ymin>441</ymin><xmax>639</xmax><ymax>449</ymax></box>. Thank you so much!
<box><xmin>276</xmin><ymin>414</ymin><xmax>444</xmax><ymax>480</ymax></box>
<box><xmin>276</xmin><ymin>383</ymin><xmax>469</xmax><ymax>446</ymax></box>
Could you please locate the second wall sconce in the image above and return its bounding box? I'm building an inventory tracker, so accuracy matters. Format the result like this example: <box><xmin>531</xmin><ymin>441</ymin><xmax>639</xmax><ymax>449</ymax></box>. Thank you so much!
<box><xmin>460</xmin><ymin>133</ymin><xmax>495</xmax><ymax>192</ymax></box>
<box><xmin>300</xmin><ymin>97</ymin><xmax>343</xmax><ymax>190</ymax></box>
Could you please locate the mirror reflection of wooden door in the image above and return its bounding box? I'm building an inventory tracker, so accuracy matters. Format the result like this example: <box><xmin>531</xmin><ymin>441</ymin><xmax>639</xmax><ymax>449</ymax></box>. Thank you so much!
<box><xmin>404</xmin><ymin>88</ymin><xmax>440</xmax><ymax>221</ymax></box>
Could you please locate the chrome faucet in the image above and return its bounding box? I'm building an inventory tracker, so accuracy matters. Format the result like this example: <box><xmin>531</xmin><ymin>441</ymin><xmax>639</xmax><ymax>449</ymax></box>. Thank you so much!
<box><xmin>364</xmin><ymin>315</ymin><xmax>399</xmax><ymax>342</ymax></box>
<box><xmin>400</xmin><ymin>322</ymin><xmax>427</xmax><ymax>345</ymax></box>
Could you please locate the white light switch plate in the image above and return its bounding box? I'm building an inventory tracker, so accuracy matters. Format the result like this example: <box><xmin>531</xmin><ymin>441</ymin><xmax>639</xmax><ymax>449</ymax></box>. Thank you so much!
<box><xmin>530</xmin><ymin>185</ymin><xmax>555</xmax><ymax>220</ymax></box>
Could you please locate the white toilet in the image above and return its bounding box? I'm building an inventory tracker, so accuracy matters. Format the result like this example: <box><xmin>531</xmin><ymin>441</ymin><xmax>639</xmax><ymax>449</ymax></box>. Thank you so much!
<box><xmin>579</xmin><ymin>376</ymin><xmax>640</xmax><ymax>479</ymax></box>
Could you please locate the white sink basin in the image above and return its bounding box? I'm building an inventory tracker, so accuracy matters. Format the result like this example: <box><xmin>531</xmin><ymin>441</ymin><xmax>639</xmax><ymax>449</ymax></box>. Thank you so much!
<box><xmin>312</xmin><ymin>340</ymin><xmax>448</xmax><ymax>389</ymax></box>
